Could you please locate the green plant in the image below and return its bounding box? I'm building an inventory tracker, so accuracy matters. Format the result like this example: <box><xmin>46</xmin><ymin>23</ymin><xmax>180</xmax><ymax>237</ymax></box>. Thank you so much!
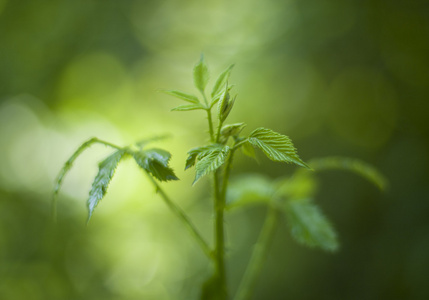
<box><xmin>53</xmin><ymin>56</ymin><xmax>387</xmax><ymax>300</ymax></box>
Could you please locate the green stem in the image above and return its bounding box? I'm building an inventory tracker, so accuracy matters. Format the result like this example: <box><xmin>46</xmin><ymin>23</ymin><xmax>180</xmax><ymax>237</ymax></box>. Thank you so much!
<box><xmin>213</xmin><ymin>170</ymin><xmax>227</xmax><ymax>298</ymax></box>
<box><xmin>146</xmin><ymin>174</ymin><xmax>212</xmax><ymax>259</ymax></box>
<box><xmin>234</xmin><ymin>205</ymin><xmax>279</xmax><ymax>300</ymax></box>
<box><xmin>207</xmin><ymin>109</ymin><xmax>215</xmax><ymax>143</ymax></box>
<box><xmin>201</xmin><ymin>92</ymin><xmax>215</xmax><ymax>143</ymax></box>
<box><xmin>212</xmin><ymin>147</ymin><xmax>236</xmax><ymax>299</ymax></box>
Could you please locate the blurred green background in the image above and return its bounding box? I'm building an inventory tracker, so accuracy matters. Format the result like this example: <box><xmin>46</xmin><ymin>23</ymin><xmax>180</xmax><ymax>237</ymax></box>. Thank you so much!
<box><xmin>1</xmin><ymin>0</ymin><xmax>428</xmax><ymax>299</ymax></box>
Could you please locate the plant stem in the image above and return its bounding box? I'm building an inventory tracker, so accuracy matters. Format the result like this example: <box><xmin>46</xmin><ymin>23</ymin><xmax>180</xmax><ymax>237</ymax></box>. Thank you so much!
<box><xmin>202</xmin><ymin>92</ymin><xmax>215</xmax><ymax>143</ymax></box>
<box><xmin>146</xmin><ymin>174</ymin><xmax>212</xmax><ymax>259</ymax></box>
<box><xmin>234</xmin><ymin>205</ymin><xmax>279</xmax><ymax>300</ymax></box>
<box><xmin>213</xmin><ymin>170</ymin><xmax>227</xmax><ymax>299</ymax></box>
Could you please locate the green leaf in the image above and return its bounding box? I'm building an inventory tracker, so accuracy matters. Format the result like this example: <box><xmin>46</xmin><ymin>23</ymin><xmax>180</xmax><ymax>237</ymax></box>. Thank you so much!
<box><xmin>133</xmin><ymin>148</ymin><xmax>179</xmax><ymax>182</ymax></box>
<box><xmin>171</xmin><ymin>103</ymin><xmax>205</xmax><ymax>112</ymax></box>
<box><xmin>210</xmin><ymin>84</ymin><xmax>235</xmax><ymax>108</ymax></box>
<box><xmin>87</xmin><ymin>150</ymin><xmax>125</xmax><ymax>221</ymax></box>
<box><xmin>284</xmin><ymin>198</ymin><xmax>339</xmax><ymax>251</ymax></box>
<box><xmin>241</xmin><ymin>140</ymin><xmax>257</xmax><ymax>160</ymax></box>
<box><xmin>309</xmin><ymin>157</ymin><xmax>388</xmax><ymax>191</ymax></box>
<box><xmin>226</xmin><ymin>174</ymin><xmax>276</xmax><ymax>210</ymax></box>
<box><xmin>54</xmin><ymin>138</ymin><xmax>99</xmax><ymax>197</ymax></box>
<box><xmin>219</xmin><ymin>123</ymin><xmax>246</xmax><ymax>144</ymax></box>
<box><xmin>211</xmin><ymin>64</ymin><xmax>234</xmax><ymax>98</ymax></box>
<box><xmin>248</xmin><ymin>127</ymin><xmax>309</xmax><ymax>169</ymax></box>
<box><xmin>185</xmin><ymin>145</ymin><xmax>219</xmax><ymax>170</ymax></box>
<box><xmin>193</xmin><ymin>55</ymin><xmax>209</xmax><ymax>93</ymax></box>
<box><xmin>162</xmin><ymin>90</ymin><xmax>200</xmax><ymax>104</ymax></box>
<box><xmin>193</xmin><ymin>145</ymin><xmax>230</xmax><ymax>184</ymax></box>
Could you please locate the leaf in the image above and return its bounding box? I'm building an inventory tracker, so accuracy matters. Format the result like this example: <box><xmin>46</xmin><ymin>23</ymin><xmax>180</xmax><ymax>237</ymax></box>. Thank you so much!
<box><xmin>309</xmin><ymin>157</ymin><xmax>388</xmax><ymax>191</ymax></box>
<box><xmin>210</xmin><ymin>84</ymin><xmax>235</xmax><ymax>108</ymax></box>
<box><xmin>247</xmin><ymin>127</ymin><xmax>309</xmax><ymax>169</ymax></box>
<box><xmin>284</xmin><ymin>198</ymin><xmax>339</xmax><ymax>251</ymax></box>
<box><xmin>241</xmin><ymin>141</ymin><xmax>257</xmax><ymax>160</ymax></box>
<box><xmin>211</xmin><ymin>64</ymin><xmax>234</xmax><ymax>98</ymax></box>
<box><xmin>193</xmin><ymin>145</ymin><xmax>230</xmax><ymax>184</ymax></box>
<box><xmin>226</xmin><ymin>174</ymin><xmax>276</xmax><ymax>210</ymax></box>
<box><xmin>193</xmin><ymin>55</ymin><xmax>209</xmax><ymax>93</ymax></box>
<box><xmin>171</xmin><ymin>103</ymin><xmax>205</xmax><ymax>112</ymax></box>
<box><xmin>87</xmin><ymin>150</ymin><xmax>125</xmax><ymax>221</ymax></box>
<box><xmin>54</xmin><ymin>137</ymin><xmax>99</xmax><ymax>197</ymax></box>
<box><xmin>219</xmin><ymin>123</ymin><xmax>246</xmax><ymax>143</ymax></box>
<box><xmin>161</xmin><ymin>90</ymin><xmax>200</xmax><ymax>104</ymax></box>
<box><xmin>133</xmin><ymin>148</ymin><xmax>179</xmax><ymax>182</ymax></box>
<box><xmin>185</xmin><ymin>145</ymin><xmax>219</xmax><ymax>170</ymax></box>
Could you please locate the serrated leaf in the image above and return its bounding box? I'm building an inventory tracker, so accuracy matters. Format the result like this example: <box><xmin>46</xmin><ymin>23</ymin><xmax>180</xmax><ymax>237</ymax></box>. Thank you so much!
<box><xmin>133</xmin><ymin>148</ymin><xmax>179</xmax><ymax>182</ymax></box>
<box><xmin>193</xmin><ymin>55</ymin><xmax>209</xmax><ymax>93</ymax></box>
<box><xmin>309</xmin><ymin>157</ymin><xmax>388</xmax><ymax>191</ymax></box>
<box><xmin>171</xmin><ymin>103</ymin><xmax>205</xmax><ymax>112</ymax></box>
<box><xmin>162</xmin><ymin>90</ymin><xmax>200</xmax><ymax>103</ymax></box>
<box><xmin>193</xmin><ymin>145</ymin><xmax>230</xmax><ymax>184</ymax></box>
<box><xmin>226</xmin><ymin>174</ymin><xmax>276</xmax><ymax>210</ymax></box>
<box><xmin>284</xmin><ymin>198</ymin><xmax>339</xmax><ymax>251</ymax></box>
<box><xmin>211</xmin><ymin>64</ymin><xmax>234</xmax><ymax>98</ymax></box>
<box><xmin>87</xmin><ymin>150</ymin><xmax>125</xmax><ymax>221</ymax></box>
<box><xmin>185</xmin><ymin>145</ymin><xmax>219</xmax><ymax>170</ymax></box>
<box><xmin>248</xmin><ymin>127</ymin><xmax>309</xmax><ymax>169</ymax></box>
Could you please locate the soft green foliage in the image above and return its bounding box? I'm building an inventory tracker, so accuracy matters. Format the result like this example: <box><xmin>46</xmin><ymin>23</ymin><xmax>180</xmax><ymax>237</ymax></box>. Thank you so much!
<box><xmin>284</xmin><ymin>198</ymin><xmax>339</xmax><ymax>251</ymax></box>
<box><xmin>133</xmin><ymin>148</ymin><xmax>179</xmax><ymax>182</ymax></box>
<box><xmin>55</xmin><ymin>139</ymin><xmax>177</xmax><ymax>221</ymax></box>
<box><xmin>88</xmin><ymin>150</ymin><xmax>125</xmax><ymax>221</ymax></box>
<box><xmin>247</xmin><ymin>127</ymin><xmax>310</xmax><ymax>169</ymax></box>
<box><xmin>54</xmin><ymin>57</ymin><xmax>387</xmax><ymax>300</ymax></box>
<box><xmin>226</xmin><ymin>175</ymin><xmax>276</xmax><ymax>209</ymax></box>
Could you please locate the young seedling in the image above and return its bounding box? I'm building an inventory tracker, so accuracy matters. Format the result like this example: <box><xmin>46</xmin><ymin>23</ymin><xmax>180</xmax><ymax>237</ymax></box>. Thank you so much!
<box><xmin>54</xmin><ymin>56</ymin><xmax>387</xmax><ymax>300</ymax></box>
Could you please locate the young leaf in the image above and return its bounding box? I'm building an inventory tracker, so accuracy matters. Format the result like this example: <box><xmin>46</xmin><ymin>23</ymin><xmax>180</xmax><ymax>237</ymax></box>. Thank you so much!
<box><xmin>185</xmin><ymin>144</ymin><xmax>220</xmax><ymax>170</ymax></box>
<box><xmin>241</xmin><ymin>141</ymin><xmax>257</xmax><ymax>160</ymax></box>
<box><xmin>87</xmin><ymin>150</ymin><xmax>125</xmax><ymax>221</ymax></box>
<box><xmin>247</xmin><ymin>127</ymin><xmax>309</xmax><ymax>169</ymax></box>
<box><xmin>193</xmin><ymin>145</ymin><xmax>230</xmax><ymax>184</ymax></box>
<box><xmin>133</xmin><ymin>148</ymin><xmax>179</xmax><ymax>182</ymax></box>
<box><xmin>162</xmin><ymin>90</ymin><xmax>200</xmax><ymax>104</ymax></box>
<box><xmin>171</xmin><ymin>103</ymin><xmax>205</xmax><ymax>112</ymax></box>
<box><xmin>226</xmin><ymin>174</ymin><xmax>276</xmax><ymax>210</ymax></box>
<box><xmin>211</xmin><ymin>64</ymin><xmax>235</xmax><ymax>98</ymax></box>
<box><xmin>54</xmin><ymin>137</ymin><xmax>99</xmax><ymax>197</ymax></box>
<box><xmin>284</xmin><ymin>198</ymin><xmax>339</xmax><ymax>251</ymax></box>
<box><xmin>309</xmin><ymin>157</ymin><xmax>388</xmax><ymax>191</ymax></box>
<box><xmin>210</xmin><ymin>84</ymin><xmax>235</xmax><ymax>108</ymax></box>
<box><xmin>193</xmin><ymin>55</ymin><xmax>209</xmax><ymax>93</ymax></box>
<box><xmin>219</xmin><ymin>123</ymin><xmax>246</xmax><ymax>144</ymax></box>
